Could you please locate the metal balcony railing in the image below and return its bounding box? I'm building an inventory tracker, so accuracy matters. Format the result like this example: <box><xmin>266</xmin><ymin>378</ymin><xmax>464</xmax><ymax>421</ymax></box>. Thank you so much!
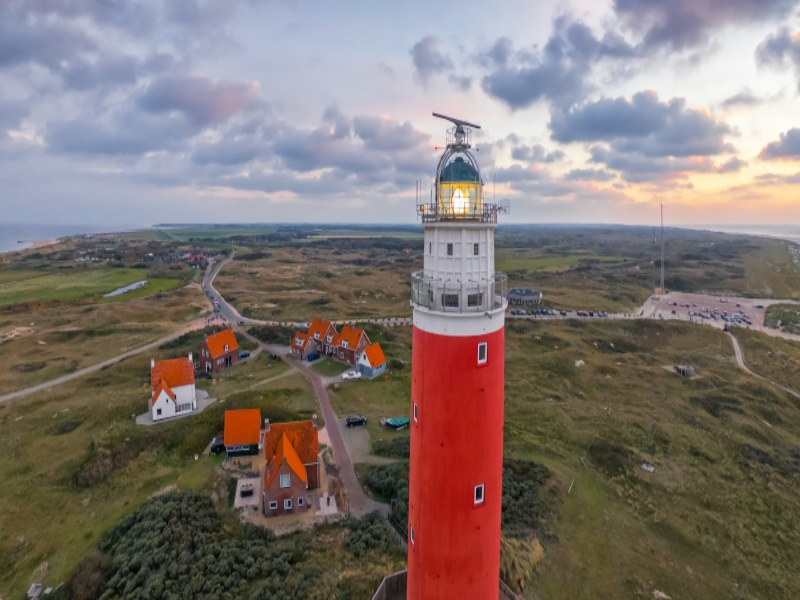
<box><xmin>417</xmin><ymin>201</ymin><xmax>498</xmax><ymax>223</ymax></box>
<box><xmin>411</xmin><ymin>271</ymin><xmax>507</xmax><ymax>313</ymax></box>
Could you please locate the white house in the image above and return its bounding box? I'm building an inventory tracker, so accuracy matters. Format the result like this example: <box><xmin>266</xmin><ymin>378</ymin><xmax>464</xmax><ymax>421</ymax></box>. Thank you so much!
<box><xmin>356</xmin><ymin>343</ymin><xmax>387</xmax><ymax>378</ymax></box>
<box><xmin>150</xmin><ymin>354</ymin><xmax>196</xmax><ymax>421</ymax></box>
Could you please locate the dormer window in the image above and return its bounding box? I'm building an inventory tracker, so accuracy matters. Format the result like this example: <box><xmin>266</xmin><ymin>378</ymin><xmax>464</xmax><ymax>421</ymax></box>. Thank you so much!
<box><xmin>224</xmin><ymin>344</ymin><xmax>228</xmax><ymax>352</ymax></box>
<box><xmin>342</xmin><ymin>341</ymin><xmax>349</xmax><ymax>349</ymax></box>
<box><xmin>314</xmin><ymin>333</ymin><xmax>320</xmax><ymax>339</ymax></box>
<box><xmin>327</xmin><ymin>335</ymin><xmax>333</xmax><ymax>342</ymax></box>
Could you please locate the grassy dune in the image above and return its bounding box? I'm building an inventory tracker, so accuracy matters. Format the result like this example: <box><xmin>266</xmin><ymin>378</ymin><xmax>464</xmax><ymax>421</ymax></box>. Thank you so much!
<box><xmin>735</xmin><ymin>328</ymin><xmax>800</xmax><ymax>393</ymax></box>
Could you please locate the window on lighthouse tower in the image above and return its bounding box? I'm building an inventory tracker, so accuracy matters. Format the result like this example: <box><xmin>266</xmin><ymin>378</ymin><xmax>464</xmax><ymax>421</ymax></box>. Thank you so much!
<box><xmin>478</xmin><ymin>342</ymin><xmax>488</xmax><ymax>364</ymax></box>
<box><xmin>474</xmin><ymin>484</ymin><xmax>485</xmax><ymax>505</ymax></box>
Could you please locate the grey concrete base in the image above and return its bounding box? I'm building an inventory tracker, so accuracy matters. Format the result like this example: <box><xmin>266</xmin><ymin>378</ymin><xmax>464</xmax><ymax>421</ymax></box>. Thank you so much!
<box><xmin>136</xmin><ymin>389</ymin><xmax>216</xmax><ymax>426</ymax></box>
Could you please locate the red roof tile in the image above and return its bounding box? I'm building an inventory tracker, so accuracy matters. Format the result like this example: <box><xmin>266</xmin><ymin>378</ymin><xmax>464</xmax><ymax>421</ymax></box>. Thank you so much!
<box><xmin>151</xmin><ymin>380</ymin><xmax>175</xmax><ymax>406</ymax></box>
<box><xmin>293</xmin><ymin>332</ymin><xmax>309</xmax><ymax>351</ymax></box>
<box><xmin>331</xmin><ymin>325</ymin><xmax>367</xmax><ymax>350</ymax></box>
<box><xmin>224</xmin><ymin>409</ymin><xmax>261</xmax><ymax>446</ymax></box>
<box><xmin>363</xmin><ymin>343</ymin><xmax>386</xmax><ymax>367</ymax></box>
<box><xmin>264</xmin><ymin>420</ymin><xmax>319</xmax><ymax>465</ymax></box>
<box><xmin>205</xmin><ymin>330</ymin><xmax>238</xmax><ymax>359</ymax></box>
<box><xmin>151</xmin><ymin>357</ymin><xmax>194</xmax><ymax>391</ymax></box>
<box><xmin>265</xmin><ymin>432</ymin><xmax>307</xmax><ymax>488</ymax></box>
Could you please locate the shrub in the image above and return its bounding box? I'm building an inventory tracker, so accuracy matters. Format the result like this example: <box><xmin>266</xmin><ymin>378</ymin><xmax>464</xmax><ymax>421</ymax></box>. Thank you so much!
<box><xmin>344</xmin><ymin>511</ymin><xmax>398</xmax><ymax>558</ymax></box>
<box><xmin>372</xmin><ymin>437</ymin><xmax>410</xmax><ymax>458</ymax></box>
<box><xmin>248</xmin><ymin>325</ymin><xmax>295</xmax><ymax>346</ymax></box>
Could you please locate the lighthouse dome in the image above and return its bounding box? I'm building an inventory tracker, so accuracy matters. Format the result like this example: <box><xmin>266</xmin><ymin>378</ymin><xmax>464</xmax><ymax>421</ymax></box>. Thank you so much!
<box><xmin>439</xmin><ymin>156</ymin><xmax>480</xmax><ymax>183</ymax></box>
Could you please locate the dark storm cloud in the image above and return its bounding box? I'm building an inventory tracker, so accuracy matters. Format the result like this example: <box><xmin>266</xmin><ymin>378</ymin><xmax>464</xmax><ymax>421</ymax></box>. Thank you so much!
<box><xmin>480</xmin><ymin>18</ymin><xmax>637</xmax><ymax>109</ymax></box>
<box><xmin>758</xmin><ymin>127</ymin><xmax>800</xmax><ymax>159</ymax></box>
<box><xmin>564</xmin><ymin>168</ymin><xmax>616</xmax><ymax>182</ymax></box>
<box><xmin>756</xmin><ymin>27</ymin><xmax>800</xmax><ymax>90</ymax></box>
<box><xmin>613</xmin><ymin>0</ymin><xmax>797</xmax><ymax>50</ymax></box>
<box><xmin>550</xmin><ymin>90</ymin><xmax>733</xmax><ymax>158</ymax></box>
<box><xmin>716</xmin><ymin>157</ymin><xmax>748</xmax><ymax>173</ymax></box>
<box><xmin>138</xmin><ymin>75</ymin><xmax>264</xmax><ymax>126</ymax></box>
<box><xmin>511</xmin><ymin>144</ymin><xmax>565</xmax><ymax>163</ymax></box>
<box><xmin>589</xmin><ymin>145</ymin><xmax>715</xmax><ymax>183</ymax></box>
<box><xmin>410</xmin><ymin>36</ymin><xmax>453</xmax><ymax>85</ymax></box>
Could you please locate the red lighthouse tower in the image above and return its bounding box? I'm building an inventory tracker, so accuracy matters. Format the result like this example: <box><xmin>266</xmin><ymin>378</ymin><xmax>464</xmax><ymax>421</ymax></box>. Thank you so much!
<box><xmin>407</xmin><ymin>114</ymin><xmax>508</xmax><ymax>600</ymax></box>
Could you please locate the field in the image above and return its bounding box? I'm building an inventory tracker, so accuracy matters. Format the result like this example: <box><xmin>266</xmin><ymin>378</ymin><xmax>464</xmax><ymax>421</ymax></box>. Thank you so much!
<box><xmin>735</xmin><ymin>328</ymin><xmax>800</xmax><ymax>393</ymax></box>
<box><xmin>0</xmin><ymin>332</ymin><xmax>319</xmax><ymax>598</ymax></box>
<box><xmin>764</xmin><ymin>303</ymin><xmax>800</xmax><ymax>334</ymax></box>
<box><xmin>332</xmin><ymin>319</ymin><xmax>800</xmax><ymax>599</ymax></box>
<box><xmin>311</xmin><ymin>357</ymin><xmax>352</xmax><ymax>378</ymax></box>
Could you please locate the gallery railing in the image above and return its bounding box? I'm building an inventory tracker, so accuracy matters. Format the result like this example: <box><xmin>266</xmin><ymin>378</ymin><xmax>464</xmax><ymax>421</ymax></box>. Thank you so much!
<box><xmin>411</xmin><ymin>271</ymin><xmax>507</xmax><ymax>313</ymax></box>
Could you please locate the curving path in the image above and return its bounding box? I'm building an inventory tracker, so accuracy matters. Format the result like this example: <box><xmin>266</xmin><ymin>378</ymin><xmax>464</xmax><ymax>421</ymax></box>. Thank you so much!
<box><xmin>727</xmin><ymin>332</ymin><xmax>800</xmax><ymax>399</ymax></box>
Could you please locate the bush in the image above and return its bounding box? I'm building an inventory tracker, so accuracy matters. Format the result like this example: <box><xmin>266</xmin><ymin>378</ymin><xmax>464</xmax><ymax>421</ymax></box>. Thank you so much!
<box><xmin>501</xmin><ymin>459</ymin><xmax>552</xmax><ymax>534</ymax></box>
<box><xmin>363</xmin><ymin>462</ymin><xmax>409</xmax><ymax>525</ymax></box>
<box><xmin>372</xmin><ymin>437</ymin><xmax>410</xmax><ymax>458</ymax></box>
<box><xmin>248</xmin><ymin>325</ymin><xmax>295</xmax><ymax>346</ymax></box>
<box><xmin>344</xmin><ymin>511</ymin><xmax>398</xmax><ymax>558</ymax></box>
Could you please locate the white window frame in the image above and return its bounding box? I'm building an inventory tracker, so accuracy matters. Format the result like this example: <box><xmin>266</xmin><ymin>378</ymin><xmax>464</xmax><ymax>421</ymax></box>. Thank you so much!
<box><xmin>474</xmin><ymin>483</ymin><xmax>485</xmax><ymax>505</ymax></box>
<box><xmin>447</xmin><ymin>243</ymin><xmax>453</xmax><ymax>256</ymax></box>
<box><xmin>284</xmin><ymin>499</ymin><xmax>292</xmax><ymax>510</ymax></box>
<box><xmin>342</xmin><ymin>341</ymin><xmax>349</xmax><ymax>349</ymax></box>
<box><xmin>413</xmin><ymin>402</ymin><xmax>418</xmax><ymax>422</ymax></box>
<box><xmin>473</xmin><ymin>242</ymin><xmax>479</xmax><ymax>256</ymax></box>
<box><xmin>280</xmin><ymin>474</ymin><xmax>291</xmax><ymax>488</ymax></box>
<box><xmin>478</xmin><ymin>342</ymin><xmax>488</xmax><ymax>365</ymax></box>
<box><xmin>298</xmin><ymin>496</ymin><xmax>304</xmax><ymax>507</ymax></box>
<box><xmin>410</xmin><ymin>526</ymin><xmax>415</xmax><ymax>544</ymax></box>
<box><xmin>269</xmin><ymin>500</ymin><xmax>278</xmax><ymax>510</ymax></box>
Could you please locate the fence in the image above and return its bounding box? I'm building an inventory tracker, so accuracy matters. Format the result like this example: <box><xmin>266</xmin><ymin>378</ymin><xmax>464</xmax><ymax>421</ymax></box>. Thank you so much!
<box><xmin>411</xmin><ymin>271</ymin><xmax>507</xmax><ymax>314</ymax></box>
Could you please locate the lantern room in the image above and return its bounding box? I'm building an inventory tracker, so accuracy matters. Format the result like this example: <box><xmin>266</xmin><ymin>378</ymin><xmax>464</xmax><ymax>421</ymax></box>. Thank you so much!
<box><xmin>418</xmin><ymin>113</ymin><xmax>497</xmax><ymax>223</ymax></box>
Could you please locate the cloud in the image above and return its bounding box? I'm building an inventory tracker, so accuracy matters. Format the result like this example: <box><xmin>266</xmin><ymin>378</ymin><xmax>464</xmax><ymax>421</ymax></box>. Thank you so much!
<box><xmin>756</xmin><ymin>27</ymin><xmax>800</xmax><ymax>90</ymax></box>
<box><xmin>449</xmin><ymin>75</ymin><xmax>472</xmax><ymax>91</ymax></box>
<box><xmin>613</xmin><ymin>0</ymin><xmax>797</xmax><ymax>50</ymax></box>
<box><xmin>0</xmin><ymin>17</ymin><xmax>95</xmax><ymax>71</ymax></box>
<box><xmin>138</xmin><ymin>75</ymin><xmax>264</xmax><ymax>126</ymax></box>
<box><xmin>565</xmin><ymin>168</ymin><xmax>616</xmax><ymax>182</ymax></box>
<box><xmin>511</xmin><ymin>144</ymin><xmax>565</xmax><ymax>163</ymax></box>
<box><xmin>720</xmin><ymin>88</ymin><xmax>763</xmax><ymax>108</ymax></box>
<box><xmin>480</xmin><ymin>18</ymin><xmax>637</xmax><ymax>110</ymax></box>
<box><xmin>753</xmin><ymin>171</ymin><xmax>800</xmax><ymax>185</ymax></box>
<box><xmin>588</xmin><ymin>145</ymin><xmax>716</xmax><ymax>183</ymax></box>
<box><xmin>410</xmin><ymin>36</ymin><xmax>453</xmax><ymax>85</ymax></box>
<box><xmin>550</xmin><ymin>90</ymin><xmax>734</xmax><ymax>158</ymax></box>
<box><xmin>716</xmin><ymin>157</ymin><xmax>748</xmax><ymax>173</ymax></box>
<box><xmin>758</xmin><ymin>127</ymin><xmax>800</xmax><ymax>160</ymax></box>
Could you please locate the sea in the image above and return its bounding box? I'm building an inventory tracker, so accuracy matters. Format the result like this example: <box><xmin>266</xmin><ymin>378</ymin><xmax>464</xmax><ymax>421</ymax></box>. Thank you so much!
<box><xmin>0</xmin><ymin>223</ymin><xmax>134</xmax><ymax>254</ymax></box>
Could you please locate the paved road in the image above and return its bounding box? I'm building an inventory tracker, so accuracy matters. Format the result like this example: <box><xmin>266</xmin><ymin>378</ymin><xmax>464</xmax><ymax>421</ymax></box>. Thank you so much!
<box><xmin>0</xmin><ymin>317</ymin><xmax>211</xmax><ymax>404</ymax></box>
<box><xmin>728</xmin><ymin>332</ymin><xmax>800</xmax><ymax>399</ymax></box>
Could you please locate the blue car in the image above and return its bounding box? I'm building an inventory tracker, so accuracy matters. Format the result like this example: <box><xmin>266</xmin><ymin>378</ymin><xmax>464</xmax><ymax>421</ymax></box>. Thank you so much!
<box><xmin>307</xmin><ymin>352</ymin><xmax>320</xmax><ymax>361</ymax></box>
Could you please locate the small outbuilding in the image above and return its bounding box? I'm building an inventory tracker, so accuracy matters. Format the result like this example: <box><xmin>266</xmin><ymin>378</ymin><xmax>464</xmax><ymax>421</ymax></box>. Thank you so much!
<box><xmin>508</xmin><ymin>288</ymin><xmax>543</xmax><ymax>306</ymax></box>
<box><xmin>675</xmin><ymin>364</ymin><xmax>695</xmax><ymax>378</ymax></box>
<box><xmin>223</xmin><ymin>409</ymin><xmax>262</xmax><ymax>456</ymax></box>
<box><xmin>200</xmin><ymin>330</ymin><xmax>239</xmax><ymax>373</ymax></box>
<box><xmin>358</xmin><ymin>343</ymin><xmax>387</xmax><ymax>378</ymax></box>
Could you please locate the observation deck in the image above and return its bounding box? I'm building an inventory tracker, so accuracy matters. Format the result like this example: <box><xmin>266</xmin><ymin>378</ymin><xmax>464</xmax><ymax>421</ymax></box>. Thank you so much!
<box><xmin>410</xmin><ymin>270</ymin><xmax>507</xmax><ymax>314</ymax></box>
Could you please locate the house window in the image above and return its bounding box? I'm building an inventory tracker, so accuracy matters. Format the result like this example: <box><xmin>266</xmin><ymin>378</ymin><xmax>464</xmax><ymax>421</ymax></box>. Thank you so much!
<box><xmin>447</xmin><ymin>243</ymin><xmax>453</xmax><ymax>256</ymax></box>
<box><xmin>428</xmin><ymin>242</ymin><xmax>432</xmax><ymax>254</ymax></box>
<box><xmin>280</xmin><ymin>474</ymin><xmax>291</xmax><ymax>488</ymax></box>
<box><xmin>478</xmin><ymin>342</ymin><xmax>488</xmax><ymax>364</ymax></box>
<box><xmin>340</xmin><ymin>352</ymin><xmax>344</xmax><ymax>359</ymax></box>
<box><xmin>269</xmin><ymin>501</ymin><xmax>278</xmax><ymax>510</ymax></box>
<box><xmin>342</xmin><ymin>341</ymin><xmax>348</xmax><ymax>349</ymax></box>
<box><xmin>474</xmin><ymin>484</ymin><xmax>485</xmax><ymax>505</ymax></box>
<box><xmin>410</xmin><ymin>526</ymin><xmax>415</xmax><ymax>544</ymax></box>
<box><xmin>156</xmin><ymin>408</ymin><xmax>162</xmax><ymax>416</ymax></box>
<box><xmin>413</xmin><ymin>402</ymin><xmax>418</xmax><ymax>422</ymax></box>
<box><xmin>284</xmin><ymin>499</ymin><xmax>292</xmax><ymax>510</ymax></box>
<box><xmin>224</xmin><ymin>344</ymin><xmax>228</xmax><ymax>351</ymax></box>
<box><xmin>473</xmin><ymin>243</ymin><xmax>479</xmax><ymax>256</ymax></box>
<box><xmin>298</xmin><ymin>497</ymin><xmax>304</xmax><ymax>507</ymax></box>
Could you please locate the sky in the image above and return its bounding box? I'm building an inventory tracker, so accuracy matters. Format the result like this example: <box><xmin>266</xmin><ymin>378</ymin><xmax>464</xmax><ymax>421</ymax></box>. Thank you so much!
<box><xmin>2</xmin><ymin>0</ymin><xmax>800</xmax><ymax>227</ymax></box>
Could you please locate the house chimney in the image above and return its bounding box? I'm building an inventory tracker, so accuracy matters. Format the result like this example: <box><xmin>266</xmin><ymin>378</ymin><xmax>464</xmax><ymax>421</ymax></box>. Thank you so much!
<box><xmin>188</xmin><ymin>352</ymin><xmax>193</xmax><ymax>362</ymax></box>
<box><xmin>312</xmin><ymin>413</ymin><xmax>317</xmax><ymax>429</ymax></box>
<box><xmin>264</xmin><ymin>418</ymin><xmax>270</xmax><ymax>433</ymax></box>
<box><xmin>151</xmin><ymin>358</ymin><xmax>155</xmax><ymax>369</ymax></box>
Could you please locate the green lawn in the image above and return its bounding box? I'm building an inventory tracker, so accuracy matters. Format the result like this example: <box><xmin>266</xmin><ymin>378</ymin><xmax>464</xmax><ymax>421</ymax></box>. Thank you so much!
<box><xmin>764</xmin><ymin>303</ymin><xmax>800</xmax><ymax>334</ymax></box>
<box><xmin>496</xmin><ymin>250</ymin><xmax>627</xmax><ymax>273</ymax></box>
<box><xmin>0</xmin><ymin>267</ymin><xmax>183</xmax><ymax>305</ymax></box>
<box><xmin>311</xmin><ymin>357</ymin><xmax>352</xmax><ymax>377</ymax></box>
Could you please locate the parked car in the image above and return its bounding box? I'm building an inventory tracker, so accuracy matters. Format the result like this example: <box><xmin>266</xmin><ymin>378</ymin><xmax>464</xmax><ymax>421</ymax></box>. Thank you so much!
<box><xmin>346</xmin><ymin>414</ymin><xmax>367</xmax><ymax>427</ymax></box>
<box><xmin>270</xmin><ymin>353</ymin><xmax>279</xmax><ymax>360</ymax></box>
<box><xmin>239</xmin><ymin>350</ymin><xmax>251</xmax><ymax>359</ymax></box>
<box><xmin>342</xmin><ymin>370</ymin><xmax>362</xmax><ymax>380</ymax></box>
<box><xmin>560</xmin><ymin>310</ymin><xmax>567</xmax><ymax>316</ymax></box>
<box><xmin>307</xmin><ymin>352</ymin><xmax>320</xmax><ymax>362</ymax></box>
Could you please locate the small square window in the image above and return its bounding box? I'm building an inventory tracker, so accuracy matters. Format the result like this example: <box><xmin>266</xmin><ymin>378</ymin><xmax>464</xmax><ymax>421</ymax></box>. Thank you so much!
<box><xmin>284</xmin><ymin>499</ymin><xmax>292</xmax><ymax>510</ymax></box>
<box><xmin>410</xmin><ymin>526</ymin><xmax>415</xmax><ymax>544</ymax></box>
<box><xmin>447</xmin><ymin>243</ymin><xmax>453</xmax><ymax>256</ymax></box>
<box><xmin>474</xmin><ymin>484</ymin><xmax>485</xmax><ymax>504</ymax></box>
<box><xmin>473</xmin><ymin>243</ymin><xmax>479</xmax><ymax>256</ymax></box>
<box><xmin>156</xmin><ymin>408</ymin><xmax>162</xmax><ymax>416</ymax></box>
<box><xmin>478</xmin><ymin>342</ymin><xmax>488</xmax><ymax>364</ymax></box>
<box><xmin>269</xmin><ymin>501</ymin><xmax>278</xmax><ymax>510</ymax></box>
<box><xmin>413</xmin><ymin>402</ymin><xmax>418</xmax><ymax>422</ymax></box>
<box><xmin>298</xmin><ymin>497</ymin><xmax>304</xmax><ymax>507</ymax></box>
<box><xmin>280</xmin><ymin>474</ymin><xmax>291</xmax><ymax>488</ymax></box>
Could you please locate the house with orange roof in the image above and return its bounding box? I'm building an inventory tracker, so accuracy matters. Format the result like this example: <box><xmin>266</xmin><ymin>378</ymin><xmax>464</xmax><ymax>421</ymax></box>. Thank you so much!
<box><xmin>291</xmin><ymin>317</ymin><xmax>335</xmax><ymax>359</ymax></box>
<box><xmin>357</xmin><ymin>343</ymin><xmax>387</xmax><ymax>378</ymax></box>
<box><xmin>324</xmin><ymin>324</ymin><xmax>370</xmax><ymax>366</ymax></box>
<box><xmin>150</xmin><ymin>354</ymin><xmax>196</xmax><ymax>421</ymax></box>
<box><xmin>262</xmin><ymin>418</ymin><xmax>320</xmax><ymax>516</ymax></box>
<box><xmin>199</xmin><ymin>329</ymin><xmax>239</xmax><ymax>373</ymax></box>
<box><xmin>223</xmin><ymin>408</ymin><xmax>262</xmax><ymax>456</ymax></box>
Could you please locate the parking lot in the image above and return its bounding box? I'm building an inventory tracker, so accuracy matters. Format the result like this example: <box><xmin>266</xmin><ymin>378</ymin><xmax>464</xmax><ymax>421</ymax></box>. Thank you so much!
<box><xmin>640</xmin><ymin>292</ymin><xmax>789</xmax><ymax>330</ymax></box>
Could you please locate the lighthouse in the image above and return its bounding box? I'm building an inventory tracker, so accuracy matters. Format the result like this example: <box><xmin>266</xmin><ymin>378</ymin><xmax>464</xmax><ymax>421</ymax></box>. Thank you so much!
<box><xmin>407</xmin><ymin>113</ymin><xmax>508</xmax><ymax>599</ymax></box>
